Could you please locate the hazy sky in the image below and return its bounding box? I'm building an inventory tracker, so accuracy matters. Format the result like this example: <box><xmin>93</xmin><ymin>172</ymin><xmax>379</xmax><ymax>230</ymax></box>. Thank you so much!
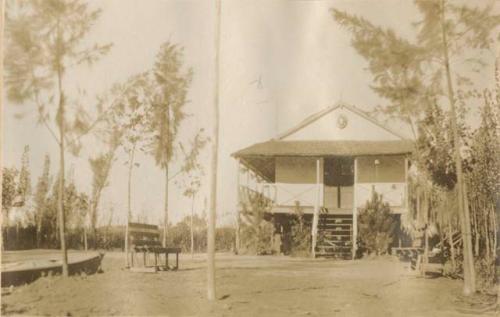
<box><xmin>3</xmin><ymin>0</ymin><xmax>497</xmax><ymax>227</ymax></box>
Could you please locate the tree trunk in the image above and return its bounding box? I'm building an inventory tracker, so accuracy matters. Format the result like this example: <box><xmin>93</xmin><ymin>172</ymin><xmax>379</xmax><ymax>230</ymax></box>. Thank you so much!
<box><xmin>125</xmin><ymin>143</ymin><xmax>136</xmax><ymax>267</ymax></box>
<box><xmin>0</xmin><ymin>0</ymin><xmax>3</xmax><ymax>252</ymax></box>
<box><xmin>89</xmin><ymin>203</ymin><xmax>96</xmax><ymax>249</ymax></box>
<box><xmin>163</xmin><ymin>166</ymin><xmax>169</xmax><ymax>247</ymax></box>
<box><xmin>207</xmin><ymin>0</ymin><xmax>221</xmax><ymax>301</ymax></box>
<box><xmin>15</xmin><ymin>223</ymin><xmax>19</xmax><ymax>248</ymax></box>
<box><xmin>439</xmin><ymin>0</ymin><xmax>475</xmax><ymax>294</ymax></box>
<box><xmin>447</xmin><ymin>212</ymin><xmax>456</xmax><ymax>271</ymax></box>
<box><xmin>416</xmin><ymin>187</ymin><xmax>421</xmax><ymax>225</ymax></box>
<box><xmin>36</xmin><ymin>216</ymin><xmax>42</xmax><ymax>248</ymax></box>
<box><xmin>90</xmin><ymin>198</ymin><xmax>100</xmax><ymax>248</ymax></box>
<box><xmin>56</xmin><ymin>25</ymin><xmax>69</xmax><ymax>276</ymax></box>
<box><xmin>472</xmin><ymin>199</ymin><xmax>479</xmax><ymax>257</ymax></box>
<box><xmin>83</xmin><ymin>225</ymin><xmax>88</xmax><ymax>251</ymax></box>
<box><xmin>483</xmin><ymin>202</ymin><xmax>490</xmax><ymax>260</ymax></box>
<box><xmin>491</xmin><ymin>204</ymin><xmax>496</xmax><ymax>261</ymax></box>
<box><xmin>91</xmin><ymin>150</ymin><xmax>116</xmax><ymax>249</ymax></box>
<box><xmin>190</xmin><ymin>193</ymin><xmax>195</xmax><ymax>258</ymax></box>
<box><xmin>423</xmin><ymin>189</ymin><xmax>429</xmax><ymax>277</ymax></box>
<box><xmin>490</xmin><ymin>204</ymin><xmax>494</xmax><ymax>260</ymax></box>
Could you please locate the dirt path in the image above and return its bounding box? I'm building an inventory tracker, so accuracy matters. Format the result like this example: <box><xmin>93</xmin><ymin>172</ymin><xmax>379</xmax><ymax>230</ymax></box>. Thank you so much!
<box><xmin>1</xmin><ymin>252</ymin><xmax>495</xmax><ymax>316</ymax></box>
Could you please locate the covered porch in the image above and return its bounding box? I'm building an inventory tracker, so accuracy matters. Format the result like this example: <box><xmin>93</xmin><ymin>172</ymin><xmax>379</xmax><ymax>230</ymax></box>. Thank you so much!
<box><xmin>233</xmin><ymin>140</ymin><xmax>413</xmax><ymax>215</ymax></box>
<box><xmin>233</xmin><ymin>139</ymin><xmax>413</xmax><ymax>258</ymax></box>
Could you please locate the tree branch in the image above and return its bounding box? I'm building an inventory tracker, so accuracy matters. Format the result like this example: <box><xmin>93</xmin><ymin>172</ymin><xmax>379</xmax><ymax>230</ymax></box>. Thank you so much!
<box><xmin>66</xmin><ymin>76</ymin><xmax>143</xmax><ymax>148</ymax></box>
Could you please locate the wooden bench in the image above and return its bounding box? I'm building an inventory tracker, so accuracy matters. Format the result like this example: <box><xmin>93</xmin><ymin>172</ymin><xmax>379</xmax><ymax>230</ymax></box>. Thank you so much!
<box><xmin>127</xmin><ymin>222</ymin><xmax>181</xmax><ymax>271</ymax></box>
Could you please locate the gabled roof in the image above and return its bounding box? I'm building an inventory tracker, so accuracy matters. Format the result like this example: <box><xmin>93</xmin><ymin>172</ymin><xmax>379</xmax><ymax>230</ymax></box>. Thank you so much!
<box><xmin>276</xmin><ymin>103</ymin><xmax>408</xmax><ymax>140</ymax></box>
<box><xmin>233</xmin><ymin>140</ymin><xmax>414</xmax><ymax>158</ymax></box>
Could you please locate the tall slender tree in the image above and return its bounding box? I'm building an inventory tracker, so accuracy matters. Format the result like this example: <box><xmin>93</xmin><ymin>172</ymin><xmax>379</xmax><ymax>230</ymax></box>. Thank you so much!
<box><xmin>87</xmin><ymin>112</ymin><xmax>123</xmax><ymax>249</ymax></box>
<box><xmin>34</xmin><ymin>154</ymin><xmax>51</xmax><ymax>247</ymax></box>
<box><xmin>0</xmin><ymin>0</ymin><xmax>4</xmax><ymax>253</ymax></box>
<box><xmin>5</xmin><ymin>0</ymin><xmax>112</xmax><ymax>276</ymax></box>
<box><xmin>179</xmin><ymin>129</ymin><xmax>209</xmax><ymax>257</ymax></box>
<box><xmin>99</xmin><ymin>73</ymin><xmax>152</xmax><ymax>265</ymax></box>
<box><xmin>2</xmin><ymin>168</ymin><xmax>18</xmax><ymax>232</ymax></box>
<box><xmin>332</xmin><ymin>0</ymin><xmax>500</xmax><ymax>295</ymax></box>
<box><xmin>16</xmin><ymin>145</ymin><xmax>31</xmax><ymax>204</ymax></box>
<box><xmin>147</xmin><ymin>43</ymin><xmax>193</xmax><ymax>247</ymax></box>
<box><xmin>414</xmin><ymin>0</ymin><xmax>499</xmax><ymax>294</ymax></box>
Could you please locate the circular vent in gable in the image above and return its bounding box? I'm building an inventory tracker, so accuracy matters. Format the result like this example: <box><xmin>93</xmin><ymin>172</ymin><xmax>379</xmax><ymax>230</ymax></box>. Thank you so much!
<box><xmin>336</xmin><ymin>114</ymin><xmax>348</xmax><ymax>129</ymax></box>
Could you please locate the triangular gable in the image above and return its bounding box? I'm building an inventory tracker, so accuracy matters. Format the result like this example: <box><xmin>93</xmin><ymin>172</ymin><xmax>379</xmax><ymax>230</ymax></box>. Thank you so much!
<box><xmin>277</xmin><ymin>103</ymin><xmax>407</xmax><ymax>141</ymax></box>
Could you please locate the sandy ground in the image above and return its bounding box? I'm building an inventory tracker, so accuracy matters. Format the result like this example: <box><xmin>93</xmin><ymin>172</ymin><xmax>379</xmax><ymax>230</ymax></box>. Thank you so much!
<box><xmin>1</xmin><ymin>251</ymin><xmax>497</xmax><ymax>316</ymax></box>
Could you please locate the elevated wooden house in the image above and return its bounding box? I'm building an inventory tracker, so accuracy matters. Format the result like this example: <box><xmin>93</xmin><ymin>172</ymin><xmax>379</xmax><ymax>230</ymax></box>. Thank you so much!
<box><xmin>232</xmin><ymin>103</ymin><xmax>414</xmax><ymax>258</ymax></box>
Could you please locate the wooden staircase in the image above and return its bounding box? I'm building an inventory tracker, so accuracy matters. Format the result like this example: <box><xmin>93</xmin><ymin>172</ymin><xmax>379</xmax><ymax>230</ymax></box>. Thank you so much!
<box><xmin>315</xmin><ymin>213</ymin><xmax>353</xmax><ymax>259</ymax></box>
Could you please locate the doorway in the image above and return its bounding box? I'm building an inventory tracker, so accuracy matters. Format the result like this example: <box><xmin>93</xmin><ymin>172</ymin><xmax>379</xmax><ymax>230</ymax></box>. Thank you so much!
<box><xmin>324</xmin><ymin>157</ymin><xmax>354</xmax><ymax>210</ymax></box>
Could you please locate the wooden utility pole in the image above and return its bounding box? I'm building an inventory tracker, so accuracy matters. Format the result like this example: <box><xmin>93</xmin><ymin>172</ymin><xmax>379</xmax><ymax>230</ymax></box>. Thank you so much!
<box><xmin>207</xmin><ymin>0</ymin><xmax>221</xmax><ymax>301</ymax></box>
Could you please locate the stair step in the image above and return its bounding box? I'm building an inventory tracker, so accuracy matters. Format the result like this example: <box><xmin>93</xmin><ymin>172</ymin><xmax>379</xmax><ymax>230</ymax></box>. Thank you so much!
<box><xmin>323</xmin><ymin>241</ymin><xmax>352</xmax><ymax>247</ymax></box>
<box><xmin>316</xmin><ymin>244</ymin><xmax>352</xmax><ymax>252</ymax></box>
<box><xmin>320</xmin><ymin>237</ymin><xmax>352</xmax><ymax>242</ymax></box>
<box><xmin>320</xmin><ymin>219</ymin><xmax>353</xmax><ymax>225</ymax></box>
<box><xmin>320</xmin><ymin>228</ymin><xmax>352</xmax><ymax>233</ymax></box>
<box><xmin>319</xmin><ymin>241</ymin><xmax>351</xmax><ymax>248</ymax></box>
<box><xmin>320</xmin><ymin>233</ymin><xmax>352</xmax><ymax>237</ymax></box>
<box><xmin>320</xmin><ymin>230</ymin><xmax>352</xmax><ymax>234</ymax></box>
<box><xmin>321</xmin><ymin>237</ymin><xmax>351</xmax><ymax>243</ymax></box>
<box><xmin>320</xmin><ymin>227</ymin><xmax>352</xmax><ymax>231</ymax></box>
<box><xmin>318</xmin><ymin>222</ymin><xmax>352</xmax><ymax>227</ymax></box>
<box><xmin>319</xmin><ymin>214</ymin><xmax>352</xmax><ymax>219</ymax></box>
<box><xmin>315</xmin><ymin>253</ymin><xmax>352</xmax><ymax>259</ymax></box>
<box><xmin>318</xmin><ymin>223</ymin><xmax>352</xmax><ymax>230</ymax></box>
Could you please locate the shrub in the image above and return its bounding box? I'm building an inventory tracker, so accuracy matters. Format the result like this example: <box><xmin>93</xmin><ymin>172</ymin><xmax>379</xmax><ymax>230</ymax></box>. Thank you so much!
<box><xmin>358</xmin><ymin>192</ymin><xmax>396</xmax><ymax>256</ymax></box>
<box><xmin>289</xmin><ymin>202</ymin><xmax>311</xmax><ymax>256</ymax></box>
<box><xmin>215</xmin><ymin>227</ymin><xmax>236</xmax><ymax>252</ymax></box>
<box><xmin>239</xmin><ymin>190</ymin><xmax>275</xmax><ymax>255</ymax></box>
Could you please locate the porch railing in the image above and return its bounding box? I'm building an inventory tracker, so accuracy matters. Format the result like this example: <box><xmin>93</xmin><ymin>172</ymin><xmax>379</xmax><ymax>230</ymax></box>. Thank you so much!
<box><xmin>239</xmin><ymin>182</ymin><xmax>407</xmax><ymax>210</ymax></box>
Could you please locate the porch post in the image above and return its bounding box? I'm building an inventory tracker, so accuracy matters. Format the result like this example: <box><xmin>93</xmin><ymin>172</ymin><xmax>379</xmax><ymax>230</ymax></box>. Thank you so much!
<box><xmin>404</xmin><ymin>157</ymin><xmax>409</xmax><ymax>210</ymax></box>
<box><xmin>311</xmin><ymin>158</ymin><xmax>321</xmax><ymax>258</ymax></box>
<box><xmin>352</xmin><ymin>158</ymin><xmax>358</xmax><ymax>260</ymax></box>
<box><xmin>235</xmin><ymin>158</ymin><xmax>241</xmax><ymax>254</ymax></box>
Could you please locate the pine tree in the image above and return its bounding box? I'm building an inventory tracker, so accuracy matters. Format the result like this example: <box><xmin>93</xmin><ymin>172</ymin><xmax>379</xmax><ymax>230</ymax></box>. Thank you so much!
<box><xmin>107</xmin><ymin>73</ymin><xmax>153</xmax><ymax>265</ymax></box>
<box><xmin>2</xmin><ymin>168</ymin><xmax>19</xmax><ymax>229</ymax></box>
<box><xmin>332</xmin><ymin>0</ymin><xmax>500</xmax><ymax>295</ymax></box>
<box><xmin>34</xmin><ymin>154</ymin><xmax>51</xmax><ymax>247</ymax></box>
<box><xmin>16</xmin><ymin>145</ymin><xmax>31</xmax><ymax>203</ymax></box>
<box><xmin>146</xmin><ymin>43</ymin><xmax>193</xmax><ymax>247</ymax></box>
<box><xmin>358</xmin><ymin>192</ymin><xmax>397</xmax><ymax>255</ymax></box>
<box><xmin>5</xmin><ymin>0</ymin><xmax>112</xmax><ymax>276</ymax></box>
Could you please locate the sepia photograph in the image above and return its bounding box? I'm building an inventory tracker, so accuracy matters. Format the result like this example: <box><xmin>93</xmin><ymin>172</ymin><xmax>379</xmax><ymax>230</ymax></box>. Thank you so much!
<box><xmin>0</xmin><ymin>0</ymin><xmax>499</xmax><ymax>316</ymax></box>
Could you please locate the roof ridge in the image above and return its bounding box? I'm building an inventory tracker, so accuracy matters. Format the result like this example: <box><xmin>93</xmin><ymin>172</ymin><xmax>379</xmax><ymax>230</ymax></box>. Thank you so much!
<box><xmin>275</xmin><ymin>102</ymin><xmax>408</xmax><ymax>141</ymax></box>
<box><xmin>275</xmin><ymin>104</ymin><xmax>340</xmax><ymax>140</ymax></box>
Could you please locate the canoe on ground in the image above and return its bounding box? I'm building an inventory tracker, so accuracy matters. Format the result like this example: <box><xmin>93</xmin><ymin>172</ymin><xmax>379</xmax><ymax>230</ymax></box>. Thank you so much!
<box><xmin>1</xmin><ymin>252</ymin><xmax>104</xmax><ymax>287</ymax></box>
